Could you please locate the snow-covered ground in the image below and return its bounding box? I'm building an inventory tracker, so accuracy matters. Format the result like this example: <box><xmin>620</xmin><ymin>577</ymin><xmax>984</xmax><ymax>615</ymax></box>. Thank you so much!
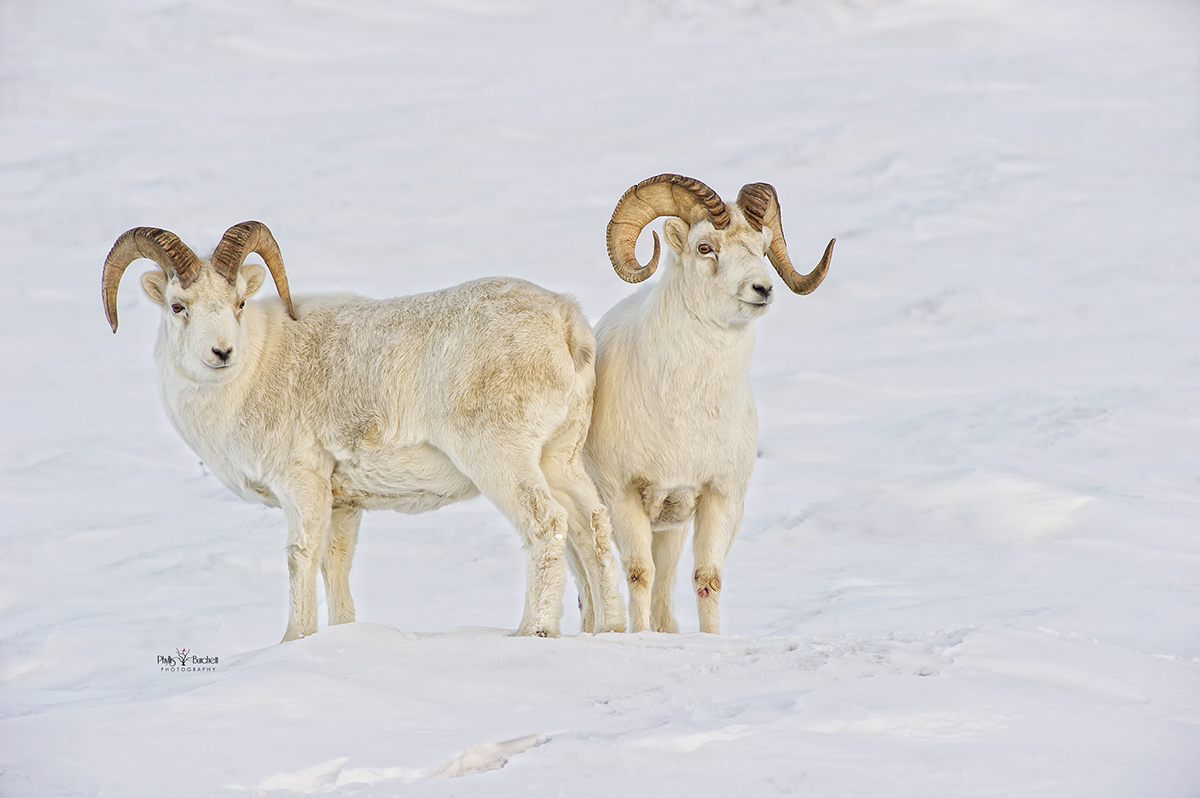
<box><xmin>2</xmin><ymin>0</ymin><xmax>1198</xmax><ymax>794</ymax></box>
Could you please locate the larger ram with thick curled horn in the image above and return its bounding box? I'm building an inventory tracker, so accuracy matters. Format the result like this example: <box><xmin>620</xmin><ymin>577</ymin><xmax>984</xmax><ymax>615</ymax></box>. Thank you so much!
<box><xmin>584</xmin><ymin>174</ymin><xmax>835</xmax><ymax>634</ymax></box>
<box><xmin>103</xmin><ymin>221</ymin><xmax>625</xmax><ymax>642</ymax></box>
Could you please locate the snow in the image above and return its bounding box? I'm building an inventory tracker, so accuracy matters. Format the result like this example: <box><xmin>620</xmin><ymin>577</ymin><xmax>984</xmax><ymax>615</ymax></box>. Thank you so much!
<box><xmin>2</xmin><ymin>0</ymin><xmax>1199</xmax><ymax>794</ymax></box>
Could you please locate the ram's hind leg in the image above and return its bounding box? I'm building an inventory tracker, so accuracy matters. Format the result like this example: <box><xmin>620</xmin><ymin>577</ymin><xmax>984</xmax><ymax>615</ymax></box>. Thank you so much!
<box><xmin>563</xmin><ymin>537</ymin><xmax>595</xmax><ymax>632</ymax></box>
<box><xmin>467</xmin><ymin>455</ymin><xmax>569</xmax><ymax>638</ymax></box>
<box><xmin>552</xmin><ymin>499</ymin><xmax>624</xmax><ymax>633</ymax></box>
<box><xmin>545</xmin><ymin>453</ymin><xmax>627</xmax><ymax>634</ymax></box>
<box><xmin>322</xmin><ymin>506</ymin><xmax>361</xmax><ymax>626</ymax></box>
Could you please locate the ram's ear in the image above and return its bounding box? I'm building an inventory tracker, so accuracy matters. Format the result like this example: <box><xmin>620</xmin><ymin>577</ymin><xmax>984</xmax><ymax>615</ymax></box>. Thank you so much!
<box><xmin>141</xmin><ymin>270</ymin><xmax>168</xmax><ymax>305</ymax></box>
<box><xmin>663</xmin><ymin>217</ymin><xmax>689</xmax><ymax>254</ymax></box>
<box><xmin>239</xmin><ymin>263</ymin><xmax>266</xmax><ymax>298</ymax></box>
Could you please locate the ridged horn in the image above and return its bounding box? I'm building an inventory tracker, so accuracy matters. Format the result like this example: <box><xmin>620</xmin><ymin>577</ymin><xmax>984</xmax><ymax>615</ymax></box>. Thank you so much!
<box><xmin>606</xmin><ymin>174</ymin><xmax>730</xmax><ymax>283</ymax></box>
<box><xmin>736</xmin><ymin>182</ymin><xmax>833</xmax><ymax>296</ymax></box>
<box><xmin>102</xmin><ymin>227</ymin><xmax>202</xmax><ymax>333</ymax></box>
<box><xmin>210</xmin><ymin>221</ymin><xmax>297</xmax><ymax>321</ymax></box>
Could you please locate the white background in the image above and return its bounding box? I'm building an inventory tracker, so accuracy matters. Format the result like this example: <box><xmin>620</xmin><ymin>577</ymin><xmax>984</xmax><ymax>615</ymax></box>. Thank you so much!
<box><xmin>1</xmin><ymin>0</ymin><xmax>1198</xmax><ymax>794</ymax></box>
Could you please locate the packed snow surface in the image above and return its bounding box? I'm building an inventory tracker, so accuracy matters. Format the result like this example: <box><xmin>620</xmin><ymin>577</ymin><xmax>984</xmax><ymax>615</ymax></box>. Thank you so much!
<box><xmin>2</xmin><ymin>0</ymin><xmax>1198</xmax><ymax>795</ymax></box>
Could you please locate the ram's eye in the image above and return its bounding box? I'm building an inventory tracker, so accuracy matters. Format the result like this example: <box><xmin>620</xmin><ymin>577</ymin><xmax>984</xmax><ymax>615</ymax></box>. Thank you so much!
<box><xmin>698</xmin><ymin>243</ymin><xmax>714</xmax><ymax>255</ymax></box>
<box><xmin>238</xmin><ymin>300</ymin><xmax>246</xmax><ymax>310</ymax></box>
<box><xmin>171</xmin><ymin>303</ymin><xmax>185</xmax><ymax>314</ymax></box>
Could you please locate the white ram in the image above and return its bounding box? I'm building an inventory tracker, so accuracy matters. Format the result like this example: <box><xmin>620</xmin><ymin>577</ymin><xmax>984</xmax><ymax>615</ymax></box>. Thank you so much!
<box><xmin>584</xmin><ymin>174</ymin><xmax>834</xmax><ymax>633</ymax></box>
<box><xmin>102</xmin><ymin>221</ymin><xmax>626</xmax><ymax>641</ymax></box>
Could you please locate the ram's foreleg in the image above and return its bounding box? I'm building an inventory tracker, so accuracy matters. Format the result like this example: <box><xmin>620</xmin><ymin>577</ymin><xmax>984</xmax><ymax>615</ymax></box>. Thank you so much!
<box><xmin>650</xmin><ymin>524</ymin><xmax>688</xmax><ymax>633</ymax></box>
<box><xmin>608</xmin><ymin>485</ymin><xmax>656</xmax><ymax>633</ymax></box>
<box><xmin>280</xmin><ymin>476</ymin><xmax>335</xmax><ymax>642</ymax></box>
<box><xmin>692</xmin><ymin>490</ymin><xmax>744</xmax><ymax>635</ymax></box>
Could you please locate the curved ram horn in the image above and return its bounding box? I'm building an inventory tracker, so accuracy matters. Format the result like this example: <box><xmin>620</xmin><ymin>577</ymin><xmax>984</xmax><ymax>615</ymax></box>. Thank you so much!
<box><xmin>211</xmin><ymin>221</ymin><xmax>298</xmax><ymax>321</ymax></box>
<box><xmin>736</xmin><ymin>182</ymin><xmax>833</xmax><ymax>296</ymax></box>
<box><xmin>102</xmin><ymin>227</ymin><xmax>202</xmax><ymax>333</ymax></box>
<box><xmin>606</xmin><ymin>174</ymin><xmax>730</xmax><ymax>284</ymax></box>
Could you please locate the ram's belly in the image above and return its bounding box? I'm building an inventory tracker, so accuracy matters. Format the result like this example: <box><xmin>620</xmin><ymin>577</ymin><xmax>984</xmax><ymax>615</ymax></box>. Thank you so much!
<box><xmin>331</xmin><ymin>443</ymin><xmax>480</xmax><ymax>513</ymax></box>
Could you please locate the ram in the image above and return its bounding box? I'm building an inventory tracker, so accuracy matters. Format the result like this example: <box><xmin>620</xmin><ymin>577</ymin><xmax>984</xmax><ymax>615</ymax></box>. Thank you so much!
<box><xmin>103</xmin><ymin>221</ymin><xmax>625</xmax><ymax>641</ymax></box>
<box><xmin>584</xmin><ymin>174</ymin><xmax>834</xmax><ymax>634</ymax></box>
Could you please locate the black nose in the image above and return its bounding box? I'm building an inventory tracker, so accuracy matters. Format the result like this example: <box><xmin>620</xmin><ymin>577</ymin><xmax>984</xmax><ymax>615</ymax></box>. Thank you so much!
<box><xmin>212</xmin><ymin>346</ymin><xmax>232</xmax><ymax>363</ymax></box>
<box><xmin>752</xmin><ymin>283</ymin><xmax>773</xmax><ymax>299</ymax></box>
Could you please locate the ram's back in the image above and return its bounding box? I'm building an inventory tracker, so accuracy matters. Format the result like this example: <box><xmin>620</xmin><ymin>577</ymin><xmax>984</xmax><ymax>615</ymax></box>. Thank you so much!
<box><xmin>268</xmin><ymin>278</ymin><xmax>592</xmax><ymax>506</ymax></box>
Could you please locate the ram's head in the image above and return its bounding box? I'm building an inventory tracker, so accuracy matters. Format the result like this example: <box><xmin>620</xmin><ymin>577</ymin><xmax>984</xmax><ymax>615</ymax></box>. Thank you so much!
<box><xmin>102</xmin><ymin>221</ymin><xmax>297</xmax><ymax>380</ymax></box>
<box><xmin>606</xmin><ymin>174</ymin><xmax>834</xmax><ymax>325</ymax></box>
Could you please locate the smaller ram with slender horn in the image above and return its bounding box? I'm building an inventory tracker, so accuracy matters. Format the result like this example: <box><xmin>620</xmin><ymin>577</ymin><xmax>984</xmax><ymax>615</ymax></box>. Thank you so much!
<box><xmin>584</xmin><ymin>174</ymin><xmax>835</xmax><ymax>634</ymax></box>
<box><xmin>103</xmin><ymin>222</ymin><xmax>625</xmax><ymax>641</ymax></box>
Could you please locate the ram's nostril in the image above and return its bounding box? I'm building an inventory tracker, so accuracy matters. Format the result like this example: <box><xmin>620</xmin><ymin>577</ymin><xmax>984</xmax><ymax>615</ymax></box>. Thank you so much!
<box><xmin>752</xmin><ymin>283</ymin><xmax>772</xmax><ymax>299</ymax></box>
<box><xmin>212</xmin><ymin>346</ymin><xmax>232</xmax><ymax>362</ymax></box>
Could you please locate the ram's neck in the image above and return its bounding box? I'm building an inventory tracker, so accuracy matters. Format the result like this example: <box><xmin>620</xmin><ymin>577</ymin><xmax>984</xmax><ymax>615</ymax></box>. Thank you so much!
<box><xmin>642</xmin><ymin>272</ymin><xmax>757</xmax><ymax>382</ymax></box>
<box><xmin>595</xmin><ymin>277</ymin><xmax>757</xmax><ymax>428</ymax></box>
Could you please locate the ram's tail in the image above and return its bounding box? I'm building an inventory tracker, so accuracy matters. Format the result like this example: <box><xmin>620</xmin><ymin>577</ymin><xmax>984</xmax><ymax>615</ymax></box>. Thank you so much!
<box><xmin>558</xmin><ymin>296</ymin><xmax>596</xmax><ymax>374</ymax></box>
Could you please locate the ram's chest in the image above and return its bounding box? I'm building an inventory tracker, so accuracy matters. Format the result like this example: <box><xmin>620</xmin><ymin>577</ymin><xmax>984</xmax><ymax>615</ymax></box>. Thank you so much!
<box><xmin>621</xmin><ymin>403</ymin><xmax>757</xmax><ymax>531</ymax></box>
<box><xmin>626</xmin><ymin>374</ymin><xmax>757</xmax><ymax>529</ymax></box>
<box><xmin>160</xmin><ymin>391</ymin><xmax>318</xmax><ymax>513</ymax></box>
<box><xmin>195</xmin><ymin>434</ymin><xmax>285</xmax><ymax>508</ymax></box>
<box><xmin>645</xmin><ymin>379</ymin><xmax>757</xmax><ymax>469</ymax></box>
<box><xmin>188</xmin><ymin>438</ymin><xmax>282</xmax><ymax>508</ymax></box>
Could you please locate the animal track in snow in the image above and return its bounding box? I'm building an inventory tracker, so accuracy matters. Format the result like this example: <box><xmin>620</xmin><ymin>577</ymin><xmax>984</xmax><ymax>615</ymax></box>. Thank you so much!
<box><xmin>229</xmin><ymin>733</ymin><xmax>548</xmax><ymax>792</ymax></box>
